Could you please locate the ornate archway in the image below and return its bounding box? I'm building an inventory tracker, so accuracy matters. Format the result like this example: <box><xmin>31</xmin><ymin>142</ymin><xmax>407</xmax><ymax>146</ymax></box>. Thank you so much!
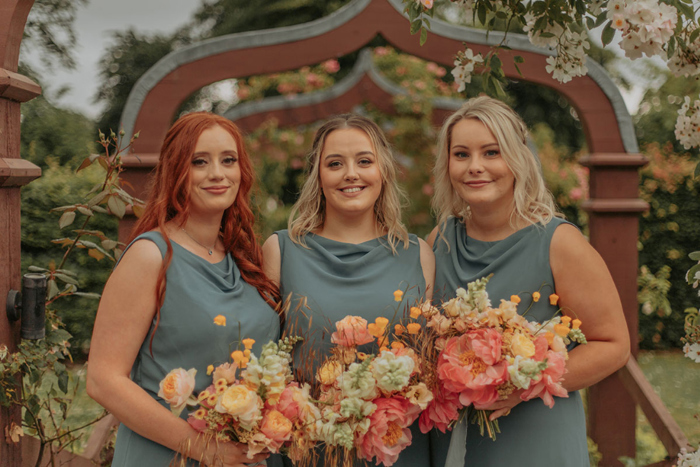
<box><xmin>117</xmin><ymin>0</ymin><xmax>684</xmax><ymax>464</ymax></box>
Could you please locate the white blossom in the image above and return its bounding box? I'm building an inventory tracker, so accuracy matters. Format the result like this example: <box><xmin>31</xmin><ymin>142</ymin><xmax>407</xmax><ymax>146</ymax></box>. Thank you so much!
<box><xmin>675</xmin><ymin>95</ymin><xmax>700</xmax><ymax>149</ymax></box>
<box><xmin>683</xmin><ymin>342</ymin><xmax>700</xmax><ymax>363</ymax></box>
<box><xmin>371</xmin><ymin>351</ymin><xmax>414</xmax><ymax>393</ymax></box>
<box><xmin>676</xmin><ymin>446</ymin><xmax>700</xmax><ymax>467</ymax></box>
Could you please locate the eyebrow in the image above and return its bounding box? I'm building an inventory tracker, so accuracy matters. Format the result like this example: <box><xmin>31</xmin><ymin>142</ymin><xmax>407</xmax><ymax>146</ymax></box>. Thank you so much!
<box><xmin>451</xmin><ymin>143</ymin><xmax>499</xmax><ymax>150</ymax></box>
<box><xmin>323</xmin><ymin>150</ymin><xmax>375</xmax><ymax>160</ymax></box>
<box><xmin>192</xmin><ymin>149</ymin><xmax>239</xmax><ymax>157</ymax></box>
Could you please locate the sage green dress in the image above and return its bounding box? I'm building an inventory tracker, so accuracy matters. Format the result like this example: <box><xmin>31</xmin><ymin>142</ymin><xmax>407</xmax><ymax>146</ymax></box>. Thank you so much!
<box><xmin>111</xmin><ymin>231</ymin><xmax>281</xmax><ymax>467</ymax></box>
<box><xmin>430</xmin><ymin>217</ymin><xmax>589</xmax><ymax>467</ymax></box>
<box><xmin>275</xmin><ymin>230</ymin><xmax>431</xmax><ymax>467</ymax></box>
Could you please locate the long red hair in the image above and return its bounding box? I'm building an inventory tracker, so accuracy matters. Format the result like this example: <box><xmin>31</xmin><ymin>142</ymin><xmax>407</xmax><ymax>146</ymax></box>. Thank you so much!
<box><xmin>128</xmin><ymin>112</ymin><xmax>281</xmax><ymax>349</ymax></box>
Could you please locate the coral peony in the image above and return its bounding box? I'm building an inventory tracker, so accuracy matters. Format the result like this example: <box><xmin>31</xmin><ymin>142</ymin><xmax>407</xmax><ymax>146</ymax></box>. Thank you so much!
<box><xmin>357</xmin><ymin>397</ymin><xmax>420</xmax><ymax>466</ymax></box>
<box><xmin>419</xmin><ymin>387</ymin><xmax>462</xmax><ymax>433</ymax></box>
<box><xmin>260</xmin><ymin>410</ymin><xmax>293</xmax><ymax>450</ymax></box>
<box><xmin>520</xmin><ymin>350</ymin><xmax>568</xmax><ymax>407</ymax></box>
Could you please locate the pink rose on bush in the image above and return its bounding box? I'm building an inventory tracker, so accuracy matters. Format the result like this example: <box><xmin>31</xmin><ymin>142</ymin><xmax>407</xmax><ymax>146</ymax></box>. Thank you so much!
<box><xmin>357</xmin><ymin>397</ymin><xmax>420</xmax><ymax>466</ymax></box>
<box><xmin>419</xmin><ymin>387</ymin><xmax>463</xmax><ymax>433</ymax></box>
<box><xmin>331</xmin><ymin>316</ymin><xmax>375</xmax><ymax>347</ymax></box>
<box><xmin>520</xmin><ymin>350</ymin><xmax>568</xmax><ymax>407</ymax></box>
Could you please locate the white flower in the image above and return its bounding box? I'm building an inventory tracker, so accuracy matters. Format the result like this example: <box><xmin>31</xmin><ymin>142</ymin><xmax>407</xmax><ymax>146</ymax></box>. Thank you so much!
<box><xmin>507</xmin><ymin>356</ymin><xmax>547</xmax><ymax>389</ymax></box>
<box><xmin>676</xmin><ymin>446</ymin><xmax>700</xmax><ymax>467</ymax></box>
<box><xmin>339</xmin><ymin>397</ymin><xmax>376</xmax><ymax>419</ymax></box>
<box><xmin>675</xmin><ymin>95</ymin><xmax>700</xmax><ymax>149</ymax></box>
<box><xmin>683</xmin><ymin>342</ymin><xmax>700</xmax><ymax>363</ymax></box>
<box><xmin>371</xmin><ymin>351</ymin><xmax>414</xmax><ymax>393</ymax></box>
<box><xmin>606</xmin><ymin>0</ymin><xmax>626</xmax><ymax>20</ymax></box>
<box><xmin>338</xmin><ymin>361</ymin><xmax>378</xmax><ymax>400</ymax></box>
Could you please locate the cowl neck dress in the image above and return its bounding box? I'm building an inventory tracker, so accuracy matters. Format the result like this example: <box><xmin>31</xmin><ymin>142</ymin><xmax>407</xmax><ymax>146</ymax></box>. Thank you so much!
<box><xmin>111</xmin><ymin>231</ymin><xmax>280</xmax><ymax>467</ymax></box>
<box><xmin>430</xmin><ymin>217</ymin><xmax>589</xmax><ymax>467</ymax></box>
<box><xmin>275</xmin><ymin>230</ymin><xmax>431</xmax><ymax>467</ymax></box>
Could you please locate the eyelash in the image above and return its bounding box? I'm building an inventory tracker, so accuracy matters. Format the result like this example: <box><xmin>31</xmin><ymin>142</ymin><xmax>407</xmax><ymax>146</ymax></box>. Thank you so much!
<box><xmin>192</xmin><ymin>156</ymin><xmax>238</xmax><ymax>166</ymax></box>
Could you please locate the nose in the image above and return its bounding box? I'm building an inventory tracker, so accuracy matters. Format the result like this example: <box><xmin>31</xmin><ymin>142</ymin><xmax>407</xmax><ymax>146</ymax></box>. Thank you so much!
<box><xmin>344</xmin><ymin>162</ymin><xmax>359</xmax><ymax>181</ymax></box>
<box><xmin>209</xmin><ymin>160</ymin><xmax>225</xmax><ymax>180</ymax></box>
<box><xmin>468</xmin><ymin>154</ymin><xmax>484</xmax><ymax>175</ymax></box>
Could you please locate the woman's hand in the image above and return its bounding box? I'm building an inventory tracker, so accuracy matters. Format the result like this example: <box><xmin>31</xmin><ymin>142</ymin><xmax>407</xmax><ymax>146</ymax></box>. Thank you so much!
<box><xmin>201</xmin><ymin>440</ymin><xmax>269</xmax><ymax>467</ymax></box>
<box><xmin>479</xmin><ymin>390</ymin><xmax>523</xmax><ymax>421</ymax></box>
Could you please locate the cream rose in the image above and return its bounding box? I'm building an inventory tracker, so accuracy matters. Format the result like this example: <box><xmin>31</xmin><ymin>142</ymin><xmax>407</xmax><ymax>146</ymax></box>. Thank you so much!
<box><xmin>158</xmin><ymin>368</ymin><xmax>196</xmax><ymax>415</ymax></box>
<box><xmin>215</xmin><ymin>384</ymin><xmax>262</xmax><ymax>430</ymax></box>
<box><xmin>511</xmin><ymin>333</ymin><xmax>536</xmax><ymax>358</ymax></box>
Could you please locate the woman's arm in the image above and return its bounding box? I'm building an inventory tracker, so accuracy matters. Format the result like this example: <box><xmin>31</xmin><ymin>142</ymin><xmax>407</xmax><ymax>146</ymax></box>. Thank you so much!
<box><xmin>548</xmin><ymin>223</ymin><xmax>631</xmax><ymax>391</ymax></box>
<box><xmin>488</xmin><ymin>224</ymin><xmax>630</xmax><ymax>420</ymax></box>
<box><xmin>262</xmin><ymin>234</ymin><xmax>281</xmax><ymax>287</ymax></box>
<box><xmin>418</xmin><ymin>238</ymin><xmax>435</xmax><ymax>301</ymax></box>
<box><xmin>426</xmin><ymin>226</ymin><xmax>439</xmax><ymax>248</ymax></box>
<box><xmin>86</xmin><ymin>240</ymin><xmax>265</xmax><ymax>466</ymax></box>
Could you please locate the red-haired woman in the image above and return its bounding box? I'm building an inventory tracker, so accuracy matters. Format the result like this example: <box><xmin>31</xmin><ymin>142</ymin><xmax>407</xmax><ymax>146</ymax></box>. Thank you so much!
<box><xmin>87</xmin><ymin>112</ymin><xmax>280</xmax><ymax>466</ymax></box>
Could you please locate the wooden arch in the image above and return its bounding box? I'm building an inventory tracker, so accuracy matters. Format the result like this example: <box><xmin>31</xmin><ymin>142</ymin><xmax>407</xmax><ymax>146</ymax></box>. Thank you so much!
<box><xmin>118</xmin><ymin>0</ymin><xmax>687</xmax><ymax>465</ymax></box>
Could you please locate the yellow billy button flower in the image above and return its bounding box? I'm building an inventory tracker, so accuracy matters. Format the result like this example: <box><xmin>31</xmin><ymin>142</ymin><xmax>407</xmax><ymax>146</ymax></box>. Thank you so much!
<box><xmin>198</xmin><ymin>390</ymin><xmax>211</xmax><ymax>403</ymax></box>
<box><xmin>357</xmin><ymin>352</ymin><xmax>369</xmax><ymax>361</ymax></box>
<box><xmin>572</xmin><ymin>319</ymin><xmax>582</xmax><ymax>330</ymax></box>
<box><xmin>406</xmin><ymin>323</ymin><xmax>421</xmax><ymax>335</ymax></box>
<box><xmin>409</xmin><ymin>307</ymin><xmax>422</xmax><ymax>319</ymax></box>
<box><xmin>549</xmin><ymin>294</ymin><xmax>559</xmax><ymax>306</ymax></box>
<box><xmin>394</xmin><ymin>324</ymin><xmax>406</xmax><ymax>336</ymax></box>
<box><xmin>554</xmin><ymin>324</ymin><xmax>570</xmax><ymax>337</ymax></box>
<box><xmin>532</xmin><ymin>291</ymin><xmax>541</xmax><ymax>302</ymax></box>
<box><xmin>215</xmin><ymin>378</ymin><xmax>228</xmax><ymax>389</ymax></box>
<box><xmin>194</xmin><ymin>408</ymin><xmax>208</xmax><ymax>420</ymax></box>
<box><xmin>242</xmin><ymin>338</ymin><xmax>255</xmax><ymax>350</ymax></box>
<box><xmin>560</xmin><ymin>316</ymin><xmax>572</xmax><ymax>326</ymax></box>
<box><xmin>206</xmin><ymin>365</ymin><xmax>214</xmax><ymax>376</ymax></box>
<box><xmin>393</xmin><ymin>290</ymin><xmax>404</xmax><ymax>302</ymax></box>
<box><xmin>213</xmin><ymin>315</ymin><xmax>226</xmax><ymax>326</ymax></box>
<box><xmin>206</xmin><ymin>394</ymin><xmax>218</xmax><ymax>406</ymax></box>
<box><xmin>510</xmin><ymin>295</ymin><xmax>521</xmax><ymax>304</ymax></box>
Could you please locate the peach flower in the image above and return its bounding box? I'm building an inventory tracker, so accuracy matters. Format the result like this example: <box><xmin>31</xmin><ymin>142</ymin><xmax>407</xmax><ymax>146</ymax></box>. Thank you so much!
<box><xmin>419</xmin><ymin>386</ymin><xmax>462</xmax><ymax>433</ymax></box>
<box><xmin>520</xmin><ymin>350</ymin><xmax>568</xmax><ymax>407</ymax></box>
<box><xmin>331</xmin><ymin>316</ymin><xmax>375</xmax><ymax>347</ymax></box>
<box><xmin>158</xmin><ymin>368</ymin><xmax>196</xmax><ymax>414</ymax></box>
<box><xmin>213</xmin><ymin>362</ymin><xmax>238</xmax><ymax>385</ymax></box>
<box><xmin>260</xmin><ymin>410</ymin><xmax>293</xmax><ymax>450</ymax></box>
<box><xmin>215</xmin><ymin>385</ymin><xmax>262</xmax><ymax>430</ymax></box>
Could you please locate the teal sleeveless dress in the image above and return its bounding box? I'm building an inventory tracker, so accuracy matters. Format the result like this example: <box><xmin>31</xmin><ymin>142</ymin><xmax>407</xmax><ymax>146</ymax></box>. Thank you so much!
<box><xmin>275</xmin><ymin>230</ymin><xmax>431</xmax><ymax>467</ymax></box>
<box><xmin>430</xmin><ymin>217</ymin><xmax>589</xmax><ymax>467</ymax></box>
<box><xmin>111</xmin><ymin>232</ymin><xmax>281</xmax><ymax>467</ymax></box>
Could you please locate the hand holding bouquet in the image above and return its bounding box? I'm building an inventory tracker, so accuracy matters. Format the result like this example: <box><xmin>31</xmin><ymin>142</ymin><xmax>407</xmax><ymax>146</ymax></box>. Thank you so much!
<box><xmin>159</xmin><ymin>336</ymin><xmax>320</xmax><ymax>462</ymax></box>
<box><xmin>311</xmin><ymin>295</ymin><xmax>433</xmax><ymax>467</ymax></box>
<box><xmin>417</xmin><ymin>276</ymin><xmax>587</xmax><ymax>440</ymax></box>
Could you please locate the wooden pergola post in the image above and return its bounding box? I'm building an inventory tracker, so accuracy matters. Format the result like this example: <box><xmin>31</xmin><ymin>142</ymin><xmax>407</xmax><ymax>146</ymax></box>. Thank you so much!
<box><xmin>0</xmin><ymin>0</ymin><xmax>42</xmax><ymax>465</ymax></box>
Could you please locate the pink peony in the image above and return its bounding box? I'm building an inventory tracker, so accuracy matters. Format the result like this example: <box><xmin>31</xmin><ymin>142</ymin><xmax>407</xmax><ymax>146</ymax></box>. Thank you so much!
<box><xmin>533</xmin><ymin>335</ymin><xmax>549</xmax><ymax>361</ymax></box>
<box><xmin>520</xmin><ymin>350</ymin><xmax>568</xmax><ymax>408</ymax></box>
<box><xmin>275</xmin><ymin>383</ymin><xmax>301</xmax><ymax>421</ymax></box>
<box><xmin>331</xmin><ymin>316</ymin><xmax>375</xmax><ymax>347</ymax></box>
<box><xmin>419</xmin><ymin>387</ymin><xmax>462</xmax><ymax>433</ymax></box>
<box><xmin>357</xmin><ymin>397</ymin><xmax>420</xmax><ymax>466</ymax></box>
<box><xmin>437</xmin><ymin>331</ymin><xmax>508</xmax><ymax>408</ymax></box>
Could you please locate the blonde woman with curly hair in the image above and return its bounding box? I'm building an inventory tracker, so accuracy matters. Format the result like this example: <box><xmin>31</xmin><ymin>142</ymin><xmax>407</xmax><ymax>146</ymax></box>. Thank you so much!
<box><xmin>426</xmin><ymin>96</ymin><xmax>629</xmax><ymax>467</ymax></box>
<box><xmin>263</xmin><ymin>114</ymin><xmax>434</xmax><ymax>467</ymax></box>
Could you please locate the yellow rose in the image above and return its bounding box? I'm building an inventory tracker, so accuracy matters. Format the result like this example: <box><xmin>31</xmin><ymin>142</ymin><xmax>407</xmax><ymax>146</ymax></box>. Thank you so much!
<box><xmin>317</xmin><ymin>360</ymin><xmax>343</xmax><ymax>386</ymax></box>
<box><xmin>216</xmin><ymin>385</ymin><xmax>262</xmax><ymax>430</ymax></box>
<box><xmin>511</xmin><ymin>333</ymin><xmax>536</xmax><ymax>358</ymax></box>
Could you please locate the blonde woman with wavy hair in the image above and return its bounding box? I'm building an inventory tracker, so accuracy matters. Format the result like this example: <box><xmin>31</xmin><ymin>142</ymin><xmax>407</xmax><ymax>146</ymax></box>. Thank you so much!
<box><xmin>263</xmin><ymin>114</ymin><xmax>434</xmax><ymax>467</ymax></box>
<box><xmin>427</xmin><ymin>96</ymin><xmax>629</xmax><ymax>467</ymax></box>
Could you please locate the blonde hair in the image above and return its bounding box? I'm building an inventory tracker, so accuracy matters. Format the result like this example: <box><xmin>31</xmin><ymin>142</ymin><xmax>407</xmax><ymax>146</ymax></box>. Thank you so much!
<box><xmin>288</xmin><ymin>114</ymin><xmax>409</xmax><ymax>253</ymax></box>
<box><xmin>432</xmin><ymin>96</ymin><xmax>561</xmax><ymax>232</ymax></box>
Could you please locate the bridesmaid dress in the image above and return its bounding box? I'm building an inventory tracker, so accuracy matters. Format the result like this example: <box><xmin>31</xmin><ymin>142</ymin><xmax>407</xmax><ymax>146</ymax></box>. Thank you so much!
<box><xmin>430</xmin><ymin>216</ymin><xmax>589</xmax><ymax>467</ymax></box>
<box><xmin>111</xmin><ymin>231</ymin><xmax>281</xmax><ymax>466</ymax></box>
<box><xmin>274</xmin><ymin>230</ymin><xmax>431</xmax><ymax>467</ymax></box>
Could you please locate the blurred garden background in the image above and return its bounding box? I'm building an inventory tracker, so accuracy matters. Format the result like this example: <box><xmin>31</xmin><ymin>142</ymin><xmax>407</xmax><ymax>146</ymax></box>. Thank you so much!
<box><xmin>13</xmin><ymin>0</ymin><xmax>700</xmax><ymax>464</ymax></box>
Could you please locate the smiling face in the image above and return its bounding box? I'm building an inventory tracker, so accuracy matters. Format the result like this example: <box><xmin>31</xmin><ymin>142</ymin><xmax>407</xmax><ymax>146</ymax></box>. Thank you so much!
<box><xmin>448</xmin><ymin>118</ymin><xmax>515</xmax><ymax>212</ymax></box>
<box><xmin>188</xmin><ymin>125</ymin><xmax>241</xmax><ymax>217</ymax></box>
<box><xmin>318</xmin><ymin>127</ymin><xmax>383</xmax><ymax>221</ymax></box>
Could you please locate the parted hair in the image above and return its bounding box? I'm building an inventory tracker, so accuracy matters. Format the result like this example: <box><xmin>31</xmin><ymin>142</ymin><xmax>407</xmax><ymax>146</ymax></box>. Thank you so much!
<box><xmin>432</xmin><ymin>96</ymin><xmax>560</xmax><ymax>232</ymax></box>
<box><xmin>288</xmin><ymin>114</ymin><xmax>409</xmax><ymax>253</ymax></box>
<box><xmin>128</xmin><ymin>112</ymin><xmax>281</xmax><ymax>350</ymax></box>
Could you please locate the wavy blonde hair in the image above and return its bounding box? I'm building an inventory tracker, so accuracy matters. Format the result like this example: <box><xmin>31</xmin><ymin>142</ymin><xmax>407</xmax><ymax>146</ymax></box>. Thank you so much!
<box><xmin>432</xmin><ymin>96</ymin><xmax>561</xmax><ymax>233</ymax></box>
<box><xmin>288</xmin><ymin>114</ymin><xmax>409</xmax><ymax>253</ymax></box>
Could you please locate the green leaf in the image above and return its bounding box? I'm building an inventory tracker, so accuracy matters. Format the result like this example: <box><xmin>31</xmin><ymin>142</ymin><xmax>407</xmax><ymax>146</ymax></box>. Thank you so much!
<box><xmin>410</xmin><ymin>19</ymin><xmax>422</xmax><ymax>35</ymax></box>
<box><xmin>688</xmin><ymin>264</ymin><xmax>700</xmax><ymax>285</ymax></box>
<box><xmin>54</xmin><ymin>363</ymin><xmax>69</xmax><ymax>394</ymax></box>
<box><xmin>47</xmin><ymin>279</ymin><xmax>59</xmax><ymax>300</ymax></box>
<box><xmin>689</xmin><ymin>251</ymin><xmax>700</xmax><ymax>261</ymax></box>
<box><xmin>88</xmin><ymin>191</ymin><xmax>110</xmax><ymax>207</ymax></box>
<box><xmin>58</xmin><ymin>211</ymin><xmax>76</xmax><ymax>230</ymax></box>
<box><xmin>689</xmin><ymin>27</ymin><xmax>700</xmax><ymax>45</ymax></box>
<box><xmin>675</xmin><ymin>0</ymin><xmax>694</xmax><ymax>18</ymax></box>
<box><xmin>420</xmin><ymin>27</ymin><xmax>428</xmax><ymax>46</ymax></box>
<box><xmin>76</xmin><ymin>157</ymin><xmax>93</xmax><ymax>172</ymax></box>
<box><xmin>54</xmin><ymin>268</ymin><xmax>78</xmax><ymax>277</ymax></box>
<box><xmin>586</xmin><ymin>17</ymin><xmax>595</xmax><ymax>30</ymax></box>
<box><xmin>101</xmin><ymin>239</ymin><xmax>119</xmax><ymax>250</ymax></box>
<box><xmin>92</xmin><ymin>205</ymin><xmax>108</xmax><ymax>214</ymax></box>
<box><xmin>477</xmin><ymin>4</ymin><xmax>487</xmax><ymax>25</ymax></box>
<box><xmin>694</xmin><ymin>160</ymin><xmax>700</xmax><ymax>178</ymax></box>
<box><xmin>72</xmin><ymin>292</ymin><xmax>102</xmax><ymax>299</ymax></box>
<box><xmin>76</xmin><ymin>206</ymin><xmax>93</xmax><ymax>217</ymax></box>
<box><xmin>27</xmin><ymin>266</ymin><xmax>48</xmax><ymax>273</ymax></box>
<box><xmin>514</xmin><ymin>55</ymin><xmax>525</xmax><ymax>63</ymax></box>
<box><xmin>51</xmin><ymin>205</ymin><xmax>76</xmax><ymax>213</ymax></box>
<box><xmin>667</xmin><ymin>37</ymin><xmax>676</xmax><ymax>58</ymax></box>
<box><xmin>77</xmin><ymin>240</ymin><xmax>98</xmax><ymax>249</ymax></box>
<box><xmin>423</xmin><ymin>17</ymin><xmax>431</xmax><ymax>29</ymax></box>
<box><xmin>54</xmin><ymin>273</ymin><xmax>79</xmax><ymax>286</ymax></box>
<box><xmin>601</xmin><ymin>20</ymin><xmax>615</xmax><ymax>47</ymax></box>
<box><xmin>107</xmin><ymin>196</ymin><xmax>126</xmax><ymax>219</ymax></box>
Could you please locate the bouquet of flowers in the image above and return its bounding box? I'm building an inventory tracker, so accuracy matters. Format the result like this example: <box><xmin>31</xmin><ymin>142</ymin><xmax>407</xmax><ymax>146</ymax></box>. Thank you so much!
<box><xmin>158</xmin><ymin>336</ymin><xmax>320</xmax><ymax>462</ymax></box>
<box><xmin>310</xmin><ymin>295</ymin><xmax>434</xmax><ymax>467</ymax></box>
<box><xmin>416</xmin><ymin>276</ymin><xmax>587</xmax><ymax>440</ymax></box>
